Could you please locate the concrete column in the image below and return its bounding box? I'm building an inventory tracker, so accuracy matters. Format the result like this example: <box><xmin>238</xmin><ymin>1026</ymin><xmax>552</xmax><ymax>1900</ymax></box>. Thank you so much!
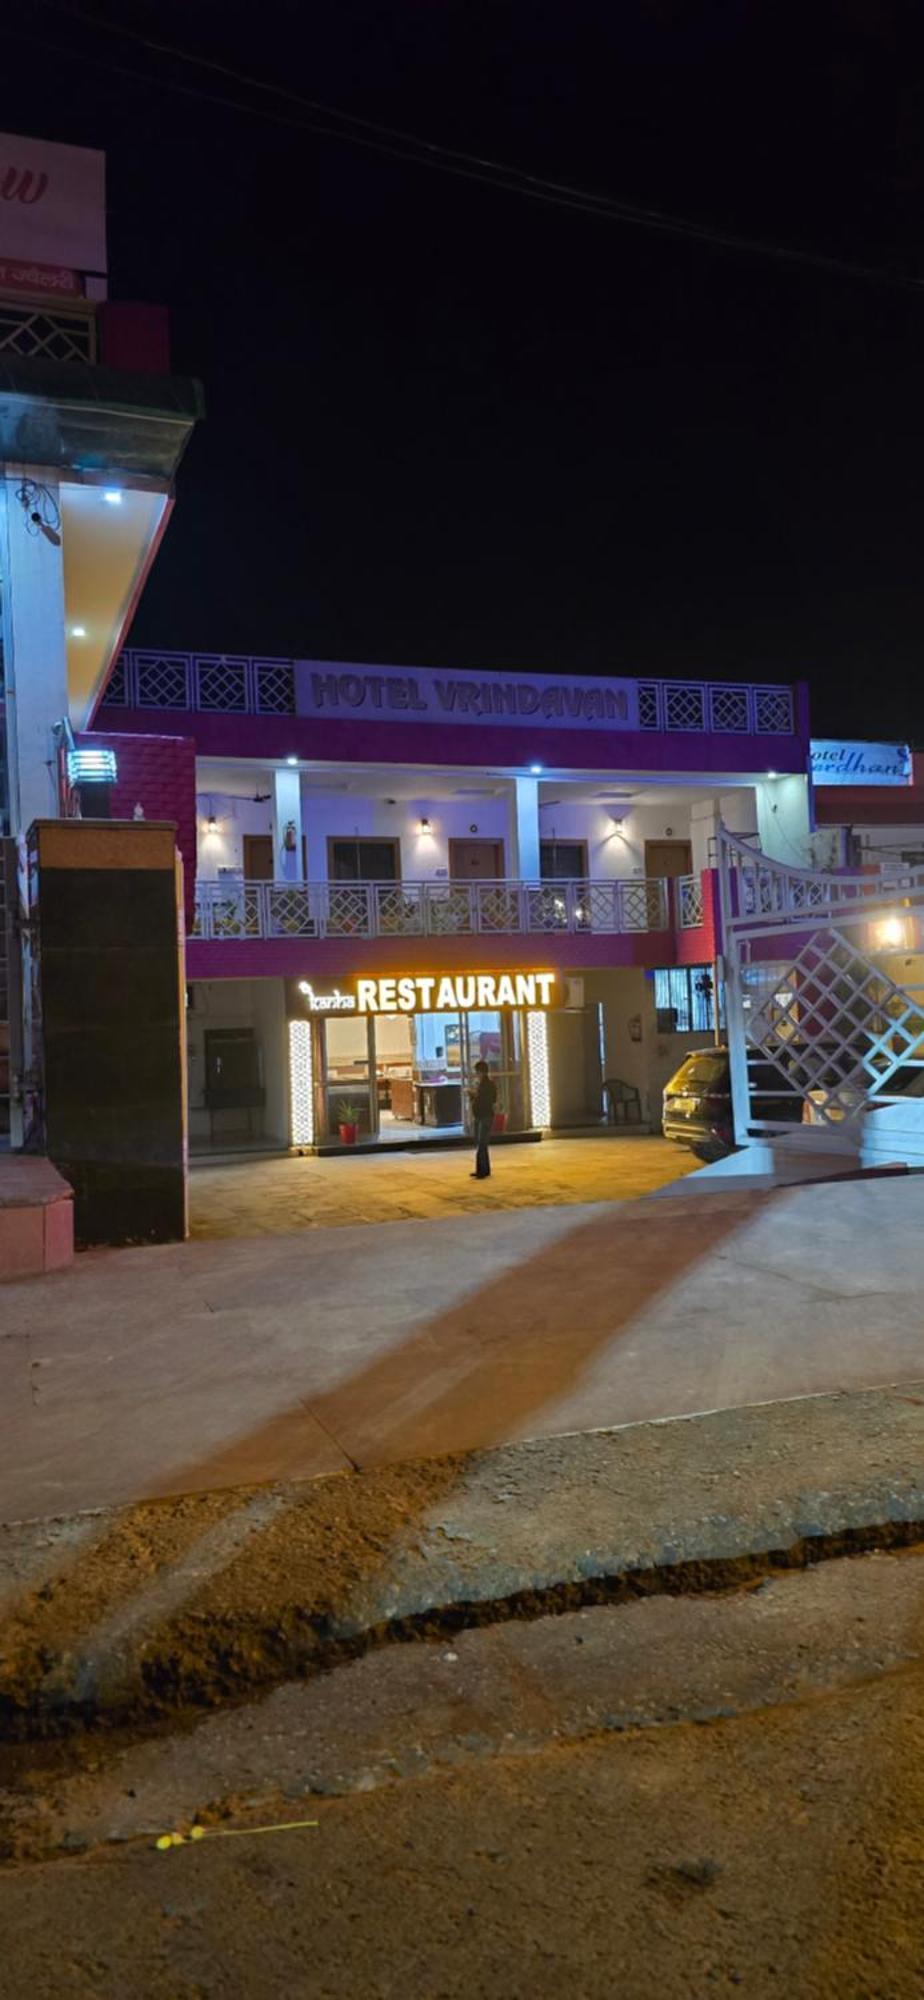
<box><xmin>507</xmin><ymin>777</ymin><xmax>541</xmax><ymax>880</ymax></box>
<box><xmin>0</xmin><ymin>470</ymin><xmax>69</xmax><ymax>832</ymax></box>
<box><xmin>690</xmin><ymin>798</ymin><xmax>720</xmax><ymax>877</ymax></box>
<box><xmin>273</xmin><ymin>767</ymin><xmax>303</xmax><ymax>882</ymax></box>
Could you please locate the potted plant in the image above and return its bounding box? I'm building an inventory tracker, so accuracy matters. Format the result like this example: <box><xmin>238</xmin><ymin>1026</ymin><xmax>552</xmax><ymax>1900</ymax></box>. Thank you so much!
<box><xmin>336</xmin><ymin>1100</ymin><xmax>359</xmax><ymax>1145</ymax></box>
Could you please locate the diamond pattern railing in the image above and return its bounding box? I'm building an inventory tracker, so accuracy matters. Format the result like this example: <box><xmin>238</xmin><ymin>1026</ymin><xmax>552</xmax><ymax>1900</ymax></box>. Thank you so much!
<box><xmin>106</xmin><ymin>652</ymin><xmax>795</xmax><ymax>732</ymax></box>
<box><xmin>677</xmin><ymin>873</ymin><xmax>704</xmax><ymax>929</ymax></box>
<box><xmin>720</xmin><ymin>828</ymin><xmax>924</xmax><ymax>1143</ymax></box>
<box><xmin>192</xmin><ymin>876</ymin><xmax>675</xmax><ymax>942</ymax></box>
<box><xmin>103</xmin><ymin>652</ymin><xmax>296</xmax><ymax>713</ymax></box>
<box><xmin>0</xmin><ymin>302</ymin><xmax>97</xmax><ymax>363</ymax></box>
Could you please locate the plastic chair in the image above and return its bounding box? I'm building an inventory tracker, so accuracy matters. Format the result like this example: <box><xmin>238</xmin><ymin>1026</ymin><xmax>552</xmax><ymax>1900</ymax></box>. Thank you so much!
<box><xmin>604</xmin><ymin>1077</ymin><xmax>642</xmax><ymax>1125</ymax></box>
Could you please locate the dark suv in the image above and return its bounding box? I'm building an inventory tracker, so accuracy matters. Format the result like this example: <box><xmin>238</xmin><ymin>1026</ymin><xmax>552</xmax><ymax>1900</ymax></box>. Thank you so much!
<box><xmin>662</xmin><ymin>1046</ymin><xmax>802</xmax><ymax>1159</ymax></box>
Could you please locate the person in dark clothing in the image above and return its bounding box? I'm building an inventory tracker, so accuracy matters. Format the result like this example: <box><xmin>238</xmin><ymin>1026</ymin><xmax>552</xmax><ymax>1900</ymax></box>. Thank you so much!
<box><xmin>470</xmin><ymin>1059</ymin><xmax>498</xmax><ymax>1179</ymax></box>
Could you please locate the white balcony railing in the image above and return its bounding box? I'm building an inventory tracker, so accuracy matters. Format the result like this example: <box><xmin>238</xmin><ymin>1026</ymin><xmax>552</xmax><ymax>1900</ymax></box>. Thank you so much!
<box><xmin>191</xmin><ymin>876</ymin><xmax>672</xmax><ymax>942</ymax></box>
<box><xmin>676</xmin><ymin>873</ymin><xmax>704</xmax><ymax>929</ymax></box>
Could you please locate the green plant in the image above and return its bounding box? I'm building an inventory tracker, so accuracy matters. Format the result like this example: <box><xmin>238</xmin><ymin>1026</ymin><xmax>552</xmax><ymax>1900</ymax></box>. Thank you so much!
<box><xmin>335</xmin><ymin>1100</ymin><xmax>359</xmax><ymax>1125</ymax></box>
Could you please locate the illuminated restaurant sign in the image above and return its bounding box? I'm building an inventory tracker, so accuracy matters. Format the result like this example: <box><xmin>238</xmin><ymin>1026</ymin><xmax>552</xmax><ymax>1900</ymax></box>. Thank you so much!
<box><xmin>294</xmin><ymin>971</ymin><xmax>559</xmax><ymax>1014</ymax></box>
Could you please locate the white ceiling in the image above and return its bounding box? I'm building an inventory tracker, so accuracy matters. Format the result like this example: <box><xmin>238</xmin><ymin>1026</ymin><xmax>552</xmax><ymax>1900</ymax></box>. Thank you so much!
<box><xmin>196</xmin><ymin>757</ymin><xmax>766</xmax><ymax>805</ymax></box>
<box><xmin>62</xmin><ymin>481</ymin><xmax>170</xmax><ymax>727</ymax></box>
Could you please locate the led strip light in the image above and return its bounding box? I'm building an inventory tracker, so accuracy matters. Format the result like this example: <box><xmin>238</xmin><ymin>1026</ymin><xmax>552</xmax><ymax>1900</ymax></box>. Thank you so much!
<box><xmin>527</xmin><ymin>1009</ymin><xmax>550</xmax><ymax>1128</ymax></box>
<box><xmin>288</xmin><ymin>1018</ymin><xmax>314</xmax><ymax>1146</ymax></box>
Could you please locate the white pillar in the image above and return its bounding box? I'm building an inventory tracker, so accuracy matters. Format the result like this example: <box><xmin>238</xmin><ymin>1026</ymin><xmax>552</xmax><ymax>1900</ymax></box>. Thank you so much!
<box><xmin>273</xmin><ymin>767</ymin><xmax>303</xmax><ymax>882</ymax></box>
<box><xmin>0</xmin><ymin>470</ymin><xmax>69</xmax><ymax>832</ymax></box>
<box><xmin>507</xmin><ymin>777</ymin><xmax>541</xmax><ymax>880</ymax></box>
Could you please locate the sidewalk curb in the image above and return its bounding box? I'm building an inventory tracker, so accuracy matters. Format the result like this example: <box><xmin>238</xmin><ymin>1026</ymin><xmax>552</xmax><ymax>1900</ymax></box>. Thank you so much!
<box><xmin>2</xmin><ymin>1384</ymin><xmax>923</xmax><ymax>1740</ymax></box>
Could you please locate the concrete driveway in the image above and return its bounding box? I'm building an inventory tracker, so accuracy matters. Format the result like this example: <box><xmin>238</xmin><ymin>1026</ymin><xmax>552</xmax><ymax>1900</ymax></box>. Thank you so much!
<box><xmin>3</xmin><ymin>1172</ymin><xmax>924</xmax><ymax>1523</ymax></box>
<box><xmin>189</xmin><ymin>1134</ymin><xmax>699</xmax><ymax>1237</ymax></box>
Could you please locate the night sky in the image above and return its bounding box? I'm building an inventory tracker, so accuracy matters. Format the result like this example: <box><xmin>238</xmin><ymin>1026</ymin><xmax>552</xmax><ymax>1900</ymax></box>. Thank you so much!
<box><xmin>6</xmin><ymin>2</ymin><xmax>924</xmax><ymax>739</ymax></box>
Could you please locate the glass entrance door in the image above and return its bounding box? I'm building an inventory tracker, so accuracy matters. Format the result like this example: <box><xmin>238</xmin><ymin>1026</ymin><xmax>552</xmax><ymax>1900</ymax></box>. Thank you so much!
<box><xmin>460</xmin><ymin>1011</ymin><xmax>524</xmax><ymax>1131</ymax></box>
<box><xmin>322</xmin><ymin>1014</ymin><xmax>376</xmax><ymax>1138</ymax></box>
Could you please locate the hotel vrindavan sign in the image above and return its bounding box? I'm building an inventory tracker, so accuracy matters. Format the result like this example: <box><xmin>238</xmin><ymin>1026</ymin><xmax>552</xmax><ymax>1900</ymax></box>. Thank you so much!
<box><xmin>293</xmin><ymin>971</ymin><xmax>559</xmax><ymax>1015</ymax></box>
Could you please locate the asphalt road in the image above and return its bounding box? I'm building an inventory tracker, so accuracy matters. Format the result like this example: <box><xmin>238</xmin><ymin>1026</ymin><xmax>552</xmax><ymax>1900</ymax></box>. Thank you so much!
<box><xmin>2</xmin><ymin>1548</ymin><xmax>923</xmax><ymax>1998</ymax></box>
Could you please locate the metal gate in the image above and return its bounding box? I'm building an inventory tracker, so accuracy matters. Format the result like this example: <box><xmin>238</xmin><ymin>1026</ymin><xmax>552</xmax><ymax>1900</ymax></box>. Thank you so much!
<box><xmin>718</xmin><ymin>829</ymin><xmax>924</xmax><ymax>1163</ymax></box>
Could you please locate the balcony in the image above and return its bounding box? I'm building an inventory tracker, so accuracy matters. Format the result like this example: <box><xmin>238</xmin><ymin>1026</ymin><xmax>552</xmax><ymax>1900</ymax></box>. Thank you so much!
<box><xmin>192</xmin><ymin>876</ymin><xmax>676</xmax><ymax>942</ymax></box>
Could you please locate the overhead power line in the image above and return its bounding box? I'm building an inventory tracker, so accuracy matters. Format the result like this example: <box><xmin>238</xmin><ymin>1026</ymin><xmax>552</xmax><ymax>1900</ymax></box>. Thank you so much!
<box><xmin>25</xmin><ymin>0</ymin><xmax>924</xmax><ymax>293</ymax></box>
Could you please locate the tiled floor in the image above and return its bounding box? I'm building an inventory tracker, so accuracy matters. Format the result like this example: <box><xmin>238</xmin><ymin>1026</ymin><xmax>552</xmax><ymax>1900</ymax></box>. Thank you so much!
<box><xmin>188</xmin><ymin>1134</ymin><xmax>699</xmax><ymax>1238</ymax></box>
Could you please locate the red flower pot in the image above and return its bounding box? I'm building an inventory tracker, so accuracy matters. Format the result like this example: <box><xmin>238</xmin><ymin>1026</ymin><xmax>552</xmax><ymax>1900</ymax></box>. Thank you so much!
<box><xmin>338</xmin><ymin>1122</ymin><xmax>358</xmax><ymax>1145</ymax></box>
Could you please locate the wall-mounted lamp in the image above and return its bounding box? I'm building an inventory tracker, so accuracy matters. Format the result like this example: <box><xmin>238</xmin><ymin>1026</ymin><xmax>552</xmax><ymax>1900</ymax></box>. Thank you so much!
<box><xmin>67</xmin><ymin>747</ymin><xmax>118</xmax><ymax>786</ymax></box>
<box><xmin>874</xmin><ymin>915</ymin><xmax>906</xmax><ymax>950</ymax></box>
<box><xmin>418</xmin><ymin>816</ymin><xmax>432</xmax><ymax>833</ymax></box>
<box><xmin>205</xmin><ymin>808</ymin><xmax>219</xmax><ymax>836</ymax></box>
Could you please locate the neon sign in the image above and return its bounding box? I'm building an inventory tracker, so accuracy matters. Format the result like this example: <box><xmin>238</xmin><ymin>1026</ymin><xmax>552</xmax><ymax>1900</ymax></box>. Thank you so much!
<box><xmin>296</xmin><ymin>971</ymin><xmax>558</xmax><ymax>1014</ymax></box>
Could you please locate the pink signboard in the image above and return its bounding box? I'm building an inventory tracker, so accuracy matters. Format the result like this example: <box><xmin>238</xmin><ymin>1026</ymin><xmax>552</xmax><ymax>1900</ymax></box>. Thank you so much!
<box><xmin>0</xmin><ymin>131</ymin><xmax>106</xmax><ymax>274</ymax></box>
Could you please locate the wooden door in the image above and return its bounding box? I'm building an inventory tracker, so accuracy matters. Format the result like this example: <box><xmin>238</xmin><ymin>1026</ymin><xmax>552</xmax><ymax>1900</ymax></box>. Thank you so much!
<box><xmin>449</xmin><ymin>838</ymin><xmax>505</xmax><ymax>881</ymax></box>
<box><xmin>243</xmin><ymin>834</ymin><xmax>274</xmax><ymax>880</ymax></box>
<box><xmin>644</xmin><ymin>839</ymin><xmax>692</xmax><ymax>880</ymax></box>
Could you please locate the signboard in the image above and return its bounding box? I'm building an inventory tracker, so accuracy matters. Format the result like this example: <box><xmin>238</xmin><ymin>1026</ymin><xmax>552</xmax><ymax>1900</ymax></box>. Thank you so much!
<box><xmin>296</xmin><ymin>662</ymin><xmax>638</xmax><ymax>732</ymax></box>
<box><xmin>291</xmin><ymin>971</ymin><xmax>559</xmax><ymax>1015</ymax></box>
<box><xmin>810</xmin><ymin>741</ymin><xmax>912</xmax><ymax>787</ymax></box>
<box><xmin>0</xmin><ymin>132</ymin><xmax>106</xmax><ymax>274</ymax></box>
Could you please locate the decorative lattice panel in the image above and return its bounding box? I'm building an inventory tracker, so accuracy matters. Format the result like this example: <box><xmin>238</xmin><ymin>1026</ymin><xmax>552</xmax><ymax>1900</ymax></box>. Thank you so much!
<box><xmin>709</xmin><ymin>686</ymin><xmax>750</xmax><ymax>733</ymax></box>
<box><xmin>678</xmin><ymin>875</ymin><xmax>704</xmax><ymax>928</ymax></box>
<box><xmin>476</xmin><ymin>885</ymin><xmax>522</xmax><ymax>932</ymax></box>
<box><xmin>664</xmin><ymin>684</ymin><xmax>706</xmax><ymax>731</ymax></box>
<box><xmin>103</xmin><ymin>657</ymin><xmax>128</xmax><ymax>706</ymax></box>
<box><xmin>134</xmin><ymin>653</ymin><xmax>190</xmax><ymax>708</ymax></box>
<box><xmin>325</xmin><ymin>885</ymin><xmax>373</xmax><ymax>936</ymax></box>
<box><xmin>638</xmin><ymin>684</ymin><xmax>660</xmax><ymax>728</ymax></box>
<box><xmin>523</xmin><ymin>885</ymin><xmax>570</xmax><ymax>931</ymax></box>
<box><xmin>266</xmin><ymin>886</ymin><xmax>316</xmax><ymax>937</ymax></box>
<box><xmin>195</xmin><ymin>657</ymin><xmax>249</xmax><ymax>711</ymax></box>
<box><xmin>375</xmin><ymin>885</ymin><xmax>425</xmax><ymax>935</ymax></box>
<box><xmin>0</xmin><ymin>305</ymin><xmax>95</xmax><ymax>363</ymax></box>
<box><xmin>288</xmin><ymin>1020</ymin><xmax>314</xmax><ymax>1145</ymax></box>
<box><xmin>743</xmin><ymin>929</ymin><xmax>924</xmax><ymax>1123</ymax></box>
<box><xmin>754</xmin><ymin>687</ymin><xmax>794</xmax><ymax>733</ymax></box>
<box><xmin>255</xmin><ymin>661</ymin><xmax>296</xmax><ymax>713</ymax></box>
<box><xmin>426</xmin><ymin>887</ymin><xmax>475</xmax><ymax>934</ymax></box>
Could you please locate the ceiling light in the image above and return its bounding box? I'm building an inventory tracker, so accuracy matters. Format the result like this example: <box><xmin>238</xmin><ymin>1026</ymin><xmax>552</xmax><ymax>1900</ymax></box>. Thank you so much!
<box><xmin>103</xmin><ymin>489</ymin><xmax>122</xmax><ymax>505</ymax></box>
<box><xmin>286</xmin><ymin>755</ymin><xmax>299</xmax><ymax>766</ymax></box>
<box><xmin>530</xmin><ymin>764</ymin><xmax>543</xmax><ymax>775</ymax></box>
<box><xmin>766</xmin><ymin>769</ymin><xmax>778</xmax><ymax>779</ymax></box>
<box><xmin>70</xmin><ymin>625</ymin><xmax>87</xmax><ymax>638</ymax></box>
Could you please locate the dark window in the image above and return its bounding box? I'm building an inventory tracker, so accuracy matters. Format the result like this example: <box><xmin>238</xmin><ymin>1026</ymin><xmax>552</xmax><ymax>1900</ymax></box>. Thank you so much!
<box><xmin>540</xmin><ymin>841</ymin><xmax>587</xmax><ymax>880</ymax></box>
<box><xmin>329</xmin><ymin>838</ymin><xmax>399</xmax><ymax>881</ymax></box>
<box><xmin>654</xmin><ymin>965</ymin><xmax>725</xmax><ymax>1034</ymax></box>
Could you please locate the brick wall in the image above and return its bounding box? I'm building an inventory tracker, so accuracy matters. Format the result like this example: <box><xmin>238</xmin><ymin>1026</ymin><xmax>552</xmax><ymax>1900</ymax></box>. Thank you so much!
<box><xmin>77</xmin><ymin>732</ymin><xmax>198</xmax><ymax>922</ymax></box>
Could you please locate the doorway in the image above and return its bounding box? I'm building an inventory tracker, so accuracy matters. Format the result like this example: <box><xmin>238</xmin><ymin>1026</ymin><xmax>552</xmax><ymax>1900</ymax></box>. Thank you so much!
<box><xmin>449</xmin><ymin>838</ymin><xmax>505</xmax><ymax>880</ymax></box>
<box><xmin>644</xmin><ymin>839</ymin><xmax>692</xmax><ymax>880</ymax></box>
<box><xmin>243</xmin><ymin>834</ymin><xmax>273</xmax><ymax>880</ymax></box>
<box><xmin>329</xmin><ymin>837</ymin><xmax>400</xmax><ymax>881</ymax></box>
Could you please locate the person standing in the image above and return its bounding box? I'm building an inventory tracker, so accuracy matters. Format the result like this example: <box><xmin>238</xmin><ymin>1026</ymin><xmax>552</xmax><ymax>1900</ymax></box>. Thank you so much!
<box><xmin>470</xmin><ymin>1059</ymin><xmax>498</xmax><ymax>1180</ymax></box>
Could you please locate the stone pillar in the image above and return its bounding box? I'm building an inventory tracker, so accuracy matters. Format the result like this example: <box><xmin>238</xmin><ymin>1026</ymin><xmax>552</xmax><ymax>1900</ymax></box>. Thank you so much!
<box><xmin>26</xmin><ymin>819</ymin><xmax>187</xmax><ymax>1246</ymax></box>
<box><xmin>507</xmin><ymin>777</ymin><xmax>541</xmax><ymax>880</ymax></box>
<box><xmin>0</xmin><ymin>470</ymin><xmax>69</xmax><ymax>833</ymax></box>
<box><xmin>273</xmin><ymin>767</ymin><xmax>303</xmax><ymax>882</ymax></box>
